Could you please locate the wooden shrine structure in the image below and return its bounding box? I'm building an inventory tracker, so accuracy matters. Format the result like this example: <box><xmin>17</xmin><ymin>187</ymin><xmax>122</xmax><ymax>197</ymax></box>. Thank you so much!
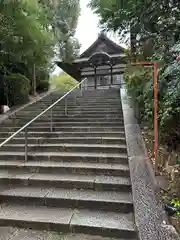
<box><xmin>56</xmin><ymin>33</ymin><xmax>126</xmax><ymax>90</ymax></box>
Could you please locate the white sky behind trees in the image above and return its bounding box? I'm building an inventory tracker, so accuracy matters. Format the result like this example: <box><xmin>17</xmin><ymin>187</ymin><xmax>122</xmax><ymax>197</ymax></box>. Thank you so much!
<box><xmin>75</xmin><ymin>0</ymin><xmax>125</xmax><ymax>53</ymax></box>
<box><xmin>53</xmin><ymin>0</ymin><xmax>126</xmax><ymax>75</ymax></box>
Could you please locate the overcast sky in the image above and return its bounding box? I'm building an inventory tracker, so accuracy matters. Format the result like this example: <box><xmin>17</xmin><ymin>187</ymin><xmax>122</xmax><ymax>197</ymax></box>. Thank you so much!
<box><xmin>53</xmin><ymin>0</ymin><xmax>125</xmax><ymax>75</ymax></box>
<box><xmin>75</xmin><ymin>0</ymin><xmax>124</xmax><ymax>54</ymax></box>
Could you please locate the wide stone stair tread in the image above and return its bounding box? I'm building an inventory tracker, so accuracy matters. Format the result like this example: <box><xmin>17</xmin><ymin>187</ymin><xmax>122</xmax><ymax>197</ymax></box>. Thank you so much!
<box><xmin>0</xmin><ymin>160</ymin><xmax>129</xmax><ymax>171</ymax></box>
<box><xmin>0</xmin><ymin>136</ymin><xmax>126</xmax><ymax>146</ymax></box>
<box><xmin>11</xmin><ymin>171</ymin><xmax>130</xmax><ymax>184</ymax></box>
<box><xmin>11</xmin><ymin>115</ymin><xmax>124</xmax><ymax>119</ymax></box>
<box><xmin>0</xmin><ymin>160</ymin><xmax>130</xmax><ymax>177</ymax></box>
<box><xmin>2</xmin><ymin>121</ymin><xmax>125</xmax><ymax>126</ymax></box>
<box><xmin>0</xmin><ymin>186</ymin><xmax>133</xmax><ymax>204</ymax></box>
<box><xmin>30</xmin><ymin>121</ymin><xmax>124</xmax><ymax>125</ymax></box>
<box><xmin>0</xmin><ymin>127</ymin><xmax>125</xmax><ymax>133</ymax></box>
<box><xmin>2</xmin><ymin>143</ymin><xmax>127</xmax><ymax>149</ymax></box>
<box><xmin>0</xmin><ymin>227</ymin><xmax>136</xmax><ymax>240</ymax></box>
<box><xmin>0</xmin><ymin>136</ymin><xmax>126</xmax><ymax>141</ymax></box>
<box><xmin>0</xmin><ymin>151</ymin><xmax>128</xmax><ymax>158</ymax></box>
<box><xmin>15</xmin><ymin>110</ymin><xmax>122</xmax><ymax>114</ymax></box>
<box><xmin>70</xmin><ymin>209</ymin><xmax>136</xmax><ymax>237</ymax></box>
<box><xmin>19</xmin><ymin>108</ymin><xmax>123</xmax><ymax>111</ymax></box>
<box><xmin>1</xmin><ymin>126</ymin><xmax>125</xmax><ymax>129</ymax></box>
<box><xmin>0</xmin><ymin>131</ymin><xmax>126</xmax><ymax>136</ymax></box>
<box><xmin>14</xmin><ymin>114</ymin><xmax>123</xmax><ymax>118</ymax></box>
<box><xmin>0</xmin><ymin>203</ymin><xmax>73</xmax><ymax>225</ymax></box>
<box><xmin>0</xmin><ymin>203</ymin><xmax>136</xmax><ymax>238</ymax></box>
<box><xmin>0</xmin><ymin>170</ymin><xmax>131</xmax><ymax>187</ymax></box>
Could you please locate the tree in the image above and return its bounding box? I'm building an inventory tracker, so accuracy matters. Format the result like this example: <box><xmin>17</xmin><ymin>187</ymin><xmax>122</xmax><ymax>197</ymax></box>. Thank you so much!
<box><xmin>39</xmin><ymin>0</ymin><xmax>81</xmax><ymax>62</ymax></box>
<box><xmin>52</xmin><ymin>0</ymin><xmax>81</xmax><ymax>62</ymax></box>
<box><xmin>0</xmin><ymin>0</ymin><xmax>55</xmax><ymax>74</ymax></box>
<box><xmin>89</xmin><ymin>0</ymin><xmax>180</xmax><ymax>59</ymax></box>
<box><xmin>0</xmin><ymin>0</ymin><xmax>81</xmax><ymax>103</ymax></box>
<box><xmin>89</xmin><ymin>0</ymin><xmax>180</xmax><ymax>144</ymax></box>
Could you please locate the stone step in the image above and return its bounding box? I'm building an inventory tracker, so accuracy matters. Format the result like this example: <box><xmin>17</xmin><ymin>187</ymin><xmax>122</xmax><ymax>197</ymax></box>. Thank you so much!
<box><xmin>1</xmin><ymin>143</ymin><xmax>127</xmax><ymax>154</ymax></box>
<box><xmin>14</xmin><ymin>111</ymin><xmax>123</xmax><ymax>117</ymax></box>
<box><xmin>0</xmin><ymin>170</ymin><xmax>131</xmax><ymax>191</ymax></box>
<box><xmin>0</xmin><ymin>136</ymin><xmax>126</xmax><ymax>145</ymax></box>
<box><xmin>0</xmin><ymin>228</ymin><xmax>137</xmax><ymax>240</ymax></box>
<box><xmin>2</xmin><ymin>122</ymin><xmax>124</xmax><ymax>128</ymax></box>
<box><xmin>14</xmin><ymin>110</ymin><xmax>123</xmax><ymax>116</ymax></box>
<box><xmin>0</xmin><ymin>186</ymin><xmax>133</xmax><ymax>212</ymax></box>
<box><xmin>36</xmin><ymin>100</ymin><xmax>122</xmax><ymax>105</ymax></box>
<box><xmin>25</xmin><ymin>105</ymin><xmax>122</xmax><ymax>109</ymax></box>
<box><xmin>6</xmin><ymin>118</ymin><xmax>124</xmax><ymax>124</ymax></box>
<box><xmin>0</xmin><ymin>151</ymin><xmax>128</xmax><ymax>163</ymax></box>
<box><xmin>24</xmin><ymin>106</ymin><xmax>122</xmax><ymax>111</ymax></box>
<box><xmin>12</xmin><ymin>114</ymin><xmax>124</xmax><ymax>120</ymax></box>
<box><xmin>22</xmin><ymin>105</ymin><xmax>122</xmax><ymax>109</ymax></box>
<box><xmin>0</xmin><ymin>160</ymin><xmax>130</xmax><ymax>176</ymax></box>
<box><xmin>25</xmin><ymin>104</ymin><xmax>122</xmax><ymax>109</ymax></box>
<box><xmin>0</xmin><ymin>131</ymin><xmax>126</xmax><ymax>138</ymax></box>
<box><xmin>2</xmin><ymin>229</ymin><xmax>137</xmax><ymax>240</ymax></box>
<box><xmin>16</xmin><ymin>107</ymin><xmax>122</xmax><ymax>112</ymax></box>
<box><xmin>0</xmin><ymin>204</ymin><xmax>136</xmax><ymax>238</ymax></box>
<box><xmin>0</xmin><ymin>126</ymin><xmax>125</xmax><ymax>132</ymax></box>
<box><xmin>0</xmin><ymin>151</ymin><xmax>128</xmax><ymax>164</ymax></box>
<box><xmin>9</xmin><ymin>115</ymin><xmax>124</xmax><ymax>122</ymax></box>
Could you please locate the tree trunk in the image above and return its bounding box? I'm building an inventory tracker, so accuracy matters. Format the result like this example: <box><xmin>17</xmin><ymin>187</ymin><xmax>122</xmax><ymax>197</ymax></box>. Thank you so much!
<box><xmin>33</xmin><ymin>63</ymin><xmax>36</xmax><ymax>96</ymax></box>
<box><xmin>130</xmin><ymin>26</ymin><xmax>137</xmax><ymax>60</ymax></box>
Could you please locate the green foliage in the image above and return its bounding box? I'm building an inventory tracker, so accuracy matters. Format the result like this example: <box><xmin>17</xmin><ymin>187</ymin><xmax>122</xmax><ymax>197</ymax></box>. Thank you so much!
<box><xmin>40</xmin><ymin>0</ymin><xmax>81</xmax><ymax>62</ymax></box>
<box><xmin>89</xmin><ymin>0</ymin><xmax>180</xmax><ymax>58</ymax></box>
<box><xmin>51</xmin><ymin>72</ymin><xmax>78</xmax><ymax>91</ymax></box>
<box><xmin>36</xmin><ymin>80</ymin><xmax>49</xmax><ymax>93</ymax></box>
<box><xmin>55</xmin><ymin>0</ymin><xmax>81</xmax><ymax>62</ymax></box>
<box><xmin>0</xmin><ymin>0</ymin><xmax>81</xmax><ymax>106</ymax></box>
<box><xmin>0</xmin><ymin>0</ymin><xmax>55</xmax><ymax>72</ymax></box>
<box><xmin>171</xmin><ymin>199</ymin><xmax>180</xmax><ymax>218</ymax></box>
<box><xmin>125</xmin><ymin>66</ymin><xmax>153</xmax><ymax>122</ymax></box>
<box><xmin>90</xmin><ymin>0</ymin><xmax>180</xmax><ymax>143</ymax></box>
<box><xmin>7</xmin><ymin>73</ymin><xmax>30</xmax><ymax>107</ymax></box>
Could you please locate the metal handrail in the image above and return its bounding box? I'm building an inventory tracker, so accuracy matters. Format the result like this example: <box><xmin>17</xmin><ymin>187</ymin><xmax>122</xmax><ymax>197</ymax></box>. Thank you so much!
<box><xmin>0</xmin><ymin>77</ymin><xmax>87</xmax><ymax>161</ymax></box>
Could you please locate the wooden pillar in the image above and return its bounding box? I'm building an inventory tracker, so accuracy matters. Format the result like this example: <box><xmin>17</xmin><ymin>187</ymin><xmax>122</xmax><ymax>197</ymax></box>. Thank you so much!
<box><xmin>94</xmin><ymin>67</ymin><xmax>97</xmax><ymax>89</ymax></box>
<box><xmin>110</xmin><ymin>65</ymin><xmax>113</xmax><ymax>86</ymax></box>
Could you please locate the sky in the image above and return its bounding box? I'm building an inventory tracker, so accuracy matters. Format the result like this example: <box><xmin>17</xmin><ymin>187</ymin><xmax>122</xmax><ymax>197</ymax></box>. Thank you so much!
<box><xmin>75</xmin><ymin>0</ymin><xmax>125</xmax><ymax>54</ymax></box>
<box><xmin>53</xmin><ymin>0</ymin><xmax>125</xmax><ymax>75</ymax></box>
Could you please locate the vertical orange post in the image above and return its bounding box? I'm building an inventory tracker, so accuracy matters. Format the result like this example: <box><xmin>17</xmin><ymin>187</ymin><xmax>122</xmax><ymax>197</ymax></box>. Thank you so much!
<box><xmin>153</xmin><ymin>62</ymin><xmax>158</xmax><ymax>165</ymax></box>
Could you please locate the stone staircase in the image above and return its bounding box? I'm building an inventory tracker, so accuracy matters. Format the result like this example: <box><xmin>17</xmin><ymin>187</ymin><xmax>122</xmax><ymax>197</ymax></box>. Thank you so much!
<box><xmin>0</xmin><ymin>88</ymin><xmax>137</xmax><ymax>239</ymax></box>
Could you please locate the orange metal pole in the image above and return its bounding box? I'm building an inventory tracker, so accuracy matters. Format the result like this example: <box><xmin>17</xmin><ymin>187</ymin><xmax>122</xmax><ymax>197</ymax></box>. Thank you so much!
<box><xmin>153</xmin><ymin>62</ymin><xmax>158</xmax><ymax>163</ymax></box>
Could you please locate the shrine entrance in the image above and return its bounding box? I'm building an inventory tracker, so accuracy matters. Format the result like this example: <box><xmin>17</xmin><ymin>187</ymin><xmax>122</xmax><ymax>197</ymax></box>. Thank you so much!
<box><xmin>56</xmin><ymin>32</ymin><xmax>126</xmax><ymax>90</ymax></box>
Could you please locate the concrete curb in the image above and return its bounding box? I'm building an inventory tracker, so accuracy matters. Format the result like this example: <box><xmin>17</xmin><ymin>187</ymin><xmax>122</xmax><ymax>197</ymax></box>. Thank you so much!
<box><xmin>0</xmin><ymin>90</ymin><xmax>56</xmax><ymax>125</ymax></box>
<box><xmin>120</xmin><ymin>88</ymin><xmax>180</xmax><ymax>240</ymax></box>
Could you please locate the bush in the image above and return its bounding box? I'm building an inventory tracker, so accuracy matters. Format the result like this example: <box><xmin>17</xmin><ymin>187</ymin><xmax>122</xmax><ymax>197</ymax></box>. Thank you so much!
<box><xmin>6</xmin><ymin>73</ymin><xmax>30</xmax><ymax>107</ymax></box>
<box><xmin>36</xmin><ymin>80</ymin><xmax>49</xmax><ymax>93</ymax></box>
<box><xmin>124</xmin><ymin>56</ymin><xmax>180</xmax><ymax>144</ymax></box>
<box><xmin>50</xmin><ymin>72</ymin><xmax>78</xmax><ymax>91</ymax></box>
<box><xmin>125</xmin><ymin>65</ymin><xmax>153</xmax><ymax>123</ymax></box>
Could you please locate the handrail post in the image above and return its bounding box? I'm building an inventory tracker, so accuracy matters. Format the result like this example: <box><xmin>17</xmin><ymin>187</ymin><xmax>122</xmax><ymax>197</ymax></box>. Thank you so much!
<box><xmin>25</xmin><ymin>127</ymin><xmax>28</xmax><ymax>162</ymax></box>
<box><xmin>80</xmin><ymin>83</ymin><xmax>83</xmax><ymax>96</ymax></box>
<box><xmin>50</xmin><ymin>108</ymin><xmax>53</xmax><ymax>132</ymax></box>
<box><xmin>65</xmin><ymin>98</ymin><xmax>67</xmax><ymax>115</ymax></box>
